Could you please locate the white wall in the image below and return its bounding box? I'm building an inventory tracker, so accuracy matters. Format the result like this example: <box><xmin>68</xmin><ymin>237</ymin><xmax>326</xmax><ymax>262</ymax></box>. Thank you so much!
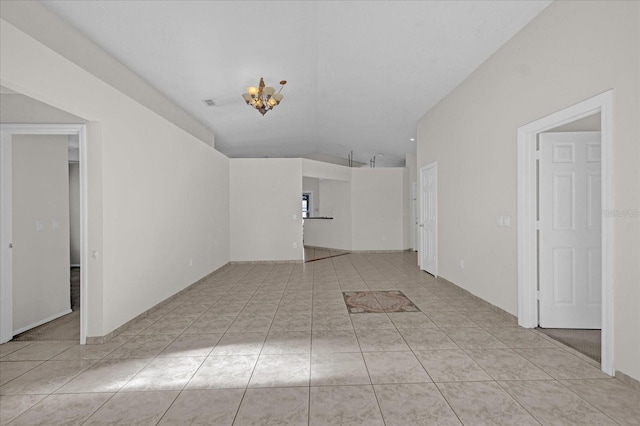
<box><xmin>302</xmin><ymin>158</ymin><xmax>351</xmax><ymax>181</ymax></box>
<box><xmin>417</xmin><ymin>1</ymin><xmax>639</xmax><ymax>380</ymax></box>
<box><xmin>351</xmin><ymin>168</ymin><xmax>409</xmax><ymax>251</ymax></box>
<box><xmin>305</xmin><ymin>179</ymin><xmax>352</xmax><ymax>250</ymax></box>
<box><xmin>230</xmin><ymin>158</ymin><xmax>303</xmax><ymax>262</ymax></box>
<box><xmin>302</xmin><ymin>160</ymin><xmax>352</xmax><ymax>250</ymax></box>
<box><xmin>550</xmin><ymin>113</ymin><xmax>600</xmax><ymax>132</ymax></box>
<box><xmin>0</xmin><ymin>93</ymin><xmax>85</xmax><ymax>123</ymax></box>
<box><xmin>302</xmin><ymin>153</ymin><xmax>365</xmax><ymax>168</ymax></box>
<box><xmin>301</xmin><ymin>161</ymin><xmax>410</xmax><ymax>252</ymax></box>
<box><xmin>0</xmin><ymin>1</ymin><xmax>213</xmax><ymax>147</ymax></box>
<box><xmin>0</xmin><ymin>17</ymin><xmax>410</xmax><ymax>335</ymax></box>
<box><xmin>405</xmin><ymin>152</ymin><xmax>417</xmax><ymax>183</ymax></box>
<box><xmin>69</xmin><ymin>162</ymin><xmax>80</xmax><ymax>265</ymax></box>
<box><xmin>406</xmin><ymin>152</ymin><xmax>418</xmax><ymax>250</ymax></box>
<box><xmin>12</xmin><ymin>134</ymin><xmax>70</xmax><ymax>332</ymax></box>
<box><xmin>1</xmin><ymin>18</ymin><xmax>230</xmax><ymax>337</ymax></box>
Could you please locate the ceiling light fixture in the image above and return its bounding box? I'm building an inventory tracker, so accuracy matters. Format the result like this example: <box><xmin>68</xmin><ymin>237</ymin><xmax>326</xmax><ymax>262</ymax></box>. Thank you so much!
<box><xmin>242</xmin><ymin>77</ymin><xmax>286</xmax><ymax>116</ymax></box>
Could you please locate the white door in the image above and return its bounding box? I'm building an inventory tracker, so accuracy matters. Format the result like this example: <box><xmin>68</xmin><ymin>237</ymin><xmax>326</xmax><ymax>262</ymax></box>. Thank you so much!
<box><xmin>419</xmin><ymin>163</ymin><xmax>437</xmax><ymax>276</ymax></box>
<box><xmin>539</xmin><ymin>132</ymin><xmax>601</xmax><ymax>328</ymax></box>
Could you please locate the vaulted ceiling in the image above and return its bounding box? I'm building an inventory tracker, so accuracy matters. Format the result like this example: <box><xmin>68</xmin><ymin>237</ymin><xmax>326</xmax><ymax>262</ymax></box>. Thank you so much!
<box><xmin>41</xmin><ymin>1</ymin><xmax>551</xmax><ymax>166</ymax></box>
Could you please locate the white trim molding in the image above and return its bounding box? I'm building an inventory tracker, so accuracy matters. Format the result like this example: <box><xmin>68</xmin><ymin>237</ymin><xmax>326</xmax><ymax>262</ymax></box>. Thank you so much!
<box><xmin>516</xmin><ymin>90</ymin><xmax>614</xmax><ymax>376</ymax></box>
<box><xmin>0</xmin><ymin>132</ymin><xmax>13</xmax><ymax>343</ymax></box>
<box><xmin>0</xmin><ymin>123</ymin><xmax>89</xmax><ymax>345</ymax></box>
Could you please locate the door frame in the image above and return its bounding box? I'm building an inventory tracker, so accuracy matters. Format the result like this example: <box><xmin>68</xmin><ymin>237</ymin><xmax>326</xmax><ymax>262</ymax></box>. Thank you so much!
<box><xmin>0</xmin><ymin>123</ymin><xmax>89</xmax><ymax>345</ymax></box>
<box><xmin>419</xmin><ymin>162</ymin><xmax>438</xmax><ymax>276</ymax></box>
<box><xmin>411</xmin><ymin>182</ymin><xmax>418</xmax><ymax>252</ymax></box>
<box><xmin>516</xmin><ymin>90</ymin><xmax>613</xmax><ymax>375</ymax></box>
<box><xmin>0</xmin><ymin>132</ymin><xmax>13</xmax><ymax>343</ymax></box>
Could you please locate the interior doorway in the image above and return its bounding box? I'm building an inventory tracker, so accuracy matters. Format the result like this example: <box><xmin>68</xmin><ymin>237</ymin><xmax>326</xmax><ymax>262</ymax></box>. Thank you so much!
<box><xmin>302</xmin><ymin>192</ymin><xmax>312</xmax><ymax>219</ymax></box>
<box><xmin>517</xmin><ymin>91</ymin><xmax>613</xmax><ymax>375</ymax></box>
<box><xmin>538</xmin><ymin>130</ymin><xmax>602</xmax><ymax>329</ymax></box>
<box><xmin>0</xmin><ymin>124</ymin><xmax>88</xmax><ymax>345</ymax></box>
<box><xmin>537</xmin><ymin>129</ymin><xmax>602</xmax><ymax>363</ymax></box>
<box><xmin>419</xmin><ymin>162</ymin><xmax>437</xmax><ymax>276</ymax></box>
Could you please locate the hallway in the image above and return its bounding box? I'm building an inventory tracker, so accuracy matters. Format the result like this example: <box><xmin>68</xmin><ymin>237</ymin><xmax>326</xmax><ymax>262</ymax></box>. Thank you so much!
<box><xmin>0</xmin><ymin>252</ymin><xmax>638</xmax><ymax>425</ymax></box>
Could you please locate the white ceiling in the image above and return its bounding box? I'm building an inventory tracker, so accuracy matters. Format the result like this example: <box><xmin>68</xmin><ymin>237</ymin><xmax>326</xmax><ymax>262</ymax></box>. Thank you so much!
<box><xmin>41</xmin><ymin>0</ymin><xmax>551</xmax><ymax>167</ymax></box>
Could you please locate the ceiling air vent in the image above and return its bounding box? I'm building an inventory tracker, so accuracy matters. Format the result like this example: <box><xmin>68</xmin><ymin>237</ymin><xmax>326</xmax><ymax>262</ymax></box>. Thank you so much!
<box><xmin>202</xmin><ymin>99</ymin><xmax>216</xmax><ymax>107</ymax></box>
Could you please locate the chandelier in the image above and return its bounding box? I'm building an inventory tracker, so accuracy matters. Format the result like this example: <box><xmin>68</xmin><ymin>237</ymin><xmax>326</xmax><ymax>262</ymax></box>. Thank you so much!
<box><xmin>242</xmin><ymin>77</ymin><xmax>287</xmax><ymax>116</ymax></box>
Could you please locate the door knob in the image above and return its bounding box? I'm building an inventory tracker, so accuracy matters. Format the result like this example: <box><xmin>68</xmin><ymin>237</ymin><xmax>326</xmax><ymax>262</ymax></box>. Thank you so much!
<box><xmin>8</xmin><ymin>243</ymin><xmax>13</xmax><ymax>248</ymax></box>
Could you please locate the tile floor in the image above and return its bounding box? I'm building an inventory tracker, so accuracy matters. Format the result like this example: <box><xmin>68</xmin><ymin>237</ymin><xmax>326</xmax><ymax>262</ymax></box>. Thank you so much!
<box><xmin>1</xmin><ymin>251</ymin><xmax>639</xmax><ymax>425</ymax></box>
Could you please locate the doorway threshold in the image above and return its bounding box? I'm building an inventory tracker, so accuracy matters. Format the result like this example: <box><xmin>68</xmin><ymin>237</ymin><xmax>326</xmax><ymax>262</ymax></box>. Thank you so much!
<box><xmin>12</xmin><ymin>311</ymin><xmax>80</xmax><ymax>341</ymax></box>
<box><xmin>304</xmin><ymin>252</ymin><xmax>349</xmax><ymax>263</ymax></box>
<box><xmin>538</xmin><ymin>327</ymin><xmax>601</xmax><ymax>363</ymax></box>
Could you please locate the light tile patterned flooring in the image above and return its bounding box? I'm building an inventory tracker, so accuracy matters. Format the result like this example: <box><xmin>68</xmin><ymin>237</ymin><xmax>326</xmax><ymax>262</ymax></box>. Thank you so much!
<box><xmin>1</xmin><ymin>251</ymin><xmax>639</xmax><ymax>425</ymax></box>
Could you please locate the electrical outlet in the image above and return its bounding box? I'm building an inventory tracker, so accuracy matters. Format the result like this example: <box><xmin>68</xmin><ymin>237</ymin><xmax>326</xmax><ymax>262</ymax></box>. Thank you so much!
<box><xmin>460</xmin><ymin>260</ymin><xmax>464</xmax><ymax>269</ymax></box>
<box><xmin>497</xmin><ymin>215</ymin><xmax>511</xmax><ymax>227</ymax></box>
<box><xmin>189</xmin><ymin>258</ymin><xmax>193</xmax><ymax>267</ymax></box>
<box><xmin>293</xmin><ymin>242</ymin><xmax>298</xmax><ymax>249</ymax></box>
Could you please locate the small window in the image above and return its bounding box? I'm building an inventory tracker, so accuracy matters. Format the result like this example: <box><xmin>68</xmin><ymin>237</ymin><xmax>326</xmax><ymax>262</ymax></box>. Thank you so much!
<box><xmin>302</xmin><ymin>193</ymin><xmax>311</xmax><ymax>218</ymax></box>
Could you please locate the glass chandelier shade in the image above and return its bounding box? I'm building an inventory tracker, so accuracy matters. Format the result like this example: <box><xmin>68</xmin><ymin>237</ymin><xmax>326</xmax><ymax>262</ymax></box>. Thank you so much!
<box><xmin>242</xmin><ymin>77</ymin><xmax>286</xmax><ymax>116</ymax></box>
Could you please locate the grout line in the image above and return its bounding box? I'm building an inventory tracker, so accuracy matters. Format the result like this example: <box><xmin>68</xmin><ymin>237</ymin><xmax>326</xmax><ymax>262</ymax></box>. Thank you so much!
<box><xmin>153</xmin><ymin>390</ymin><xmax>182</xmax><ymax>426</ymax></box>
<box><xmin>3</xmin><ymin>252</ymin><xmax>632</xmax><ymax>425</ymax></box>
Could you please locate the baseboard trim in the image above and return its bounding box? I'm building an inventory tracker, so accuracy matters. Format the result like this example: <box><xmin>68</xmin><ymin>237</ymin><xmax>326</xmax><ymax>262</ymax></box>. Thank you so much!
<box><xmin>304</xmin><ymin>245</ymin><xmax>412</xmax><ymax>254</ymax></box>
<box><xmin>13</xmin><ymin>308</ymin><xmax>72</xmax><ymax>336</ymax></box>
<box><xmin>229</xmin><ymin>260</ymin><xmax>303</xmax><ymax>264</ymax></box>
<box><xmin>435</xmin><ymin>275</ymin><xmax>518</xmax><ymax>322</ymax></box>
<box><xmin>432</xmin><ymin>276</ymin><xmax>606</xmax><ymax>366</ymax></box>
<box><xmin>435</xmin><ymin>274</ymin><xmax>640</xmax><ymax>384</ymax></box>
<box><xmin>304</xmin><ymin>245</ymin><xmax>351</xmax><ymax>252</ymax></box>
<box><xmin>615</xmin><ymin>370</ymin><xmax>640</xmax><ymax>392</ymax></box>
<box><xmin>351</xmin><ymin>249</ymin><xmax>413</xmax><ymax>254</ymax></box>
<box><xmin>86</xmin><ymin>263</ymin><xmax>234</xmax><ymax>345</ymax></box>
<box><xmin>81</xmin><ymin>257</ymin><xmax>640</xmax><ymax>389</ymax></box>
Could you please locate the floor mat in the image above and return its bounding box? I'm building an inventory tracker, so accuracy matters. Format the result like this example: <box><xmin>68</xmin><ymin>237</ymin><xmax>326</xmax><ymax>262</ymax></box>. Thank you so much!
<box><xmin>344</xmin><ymin>290</ymin><xmax>420</xmax><ymax>314</ymax></box>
